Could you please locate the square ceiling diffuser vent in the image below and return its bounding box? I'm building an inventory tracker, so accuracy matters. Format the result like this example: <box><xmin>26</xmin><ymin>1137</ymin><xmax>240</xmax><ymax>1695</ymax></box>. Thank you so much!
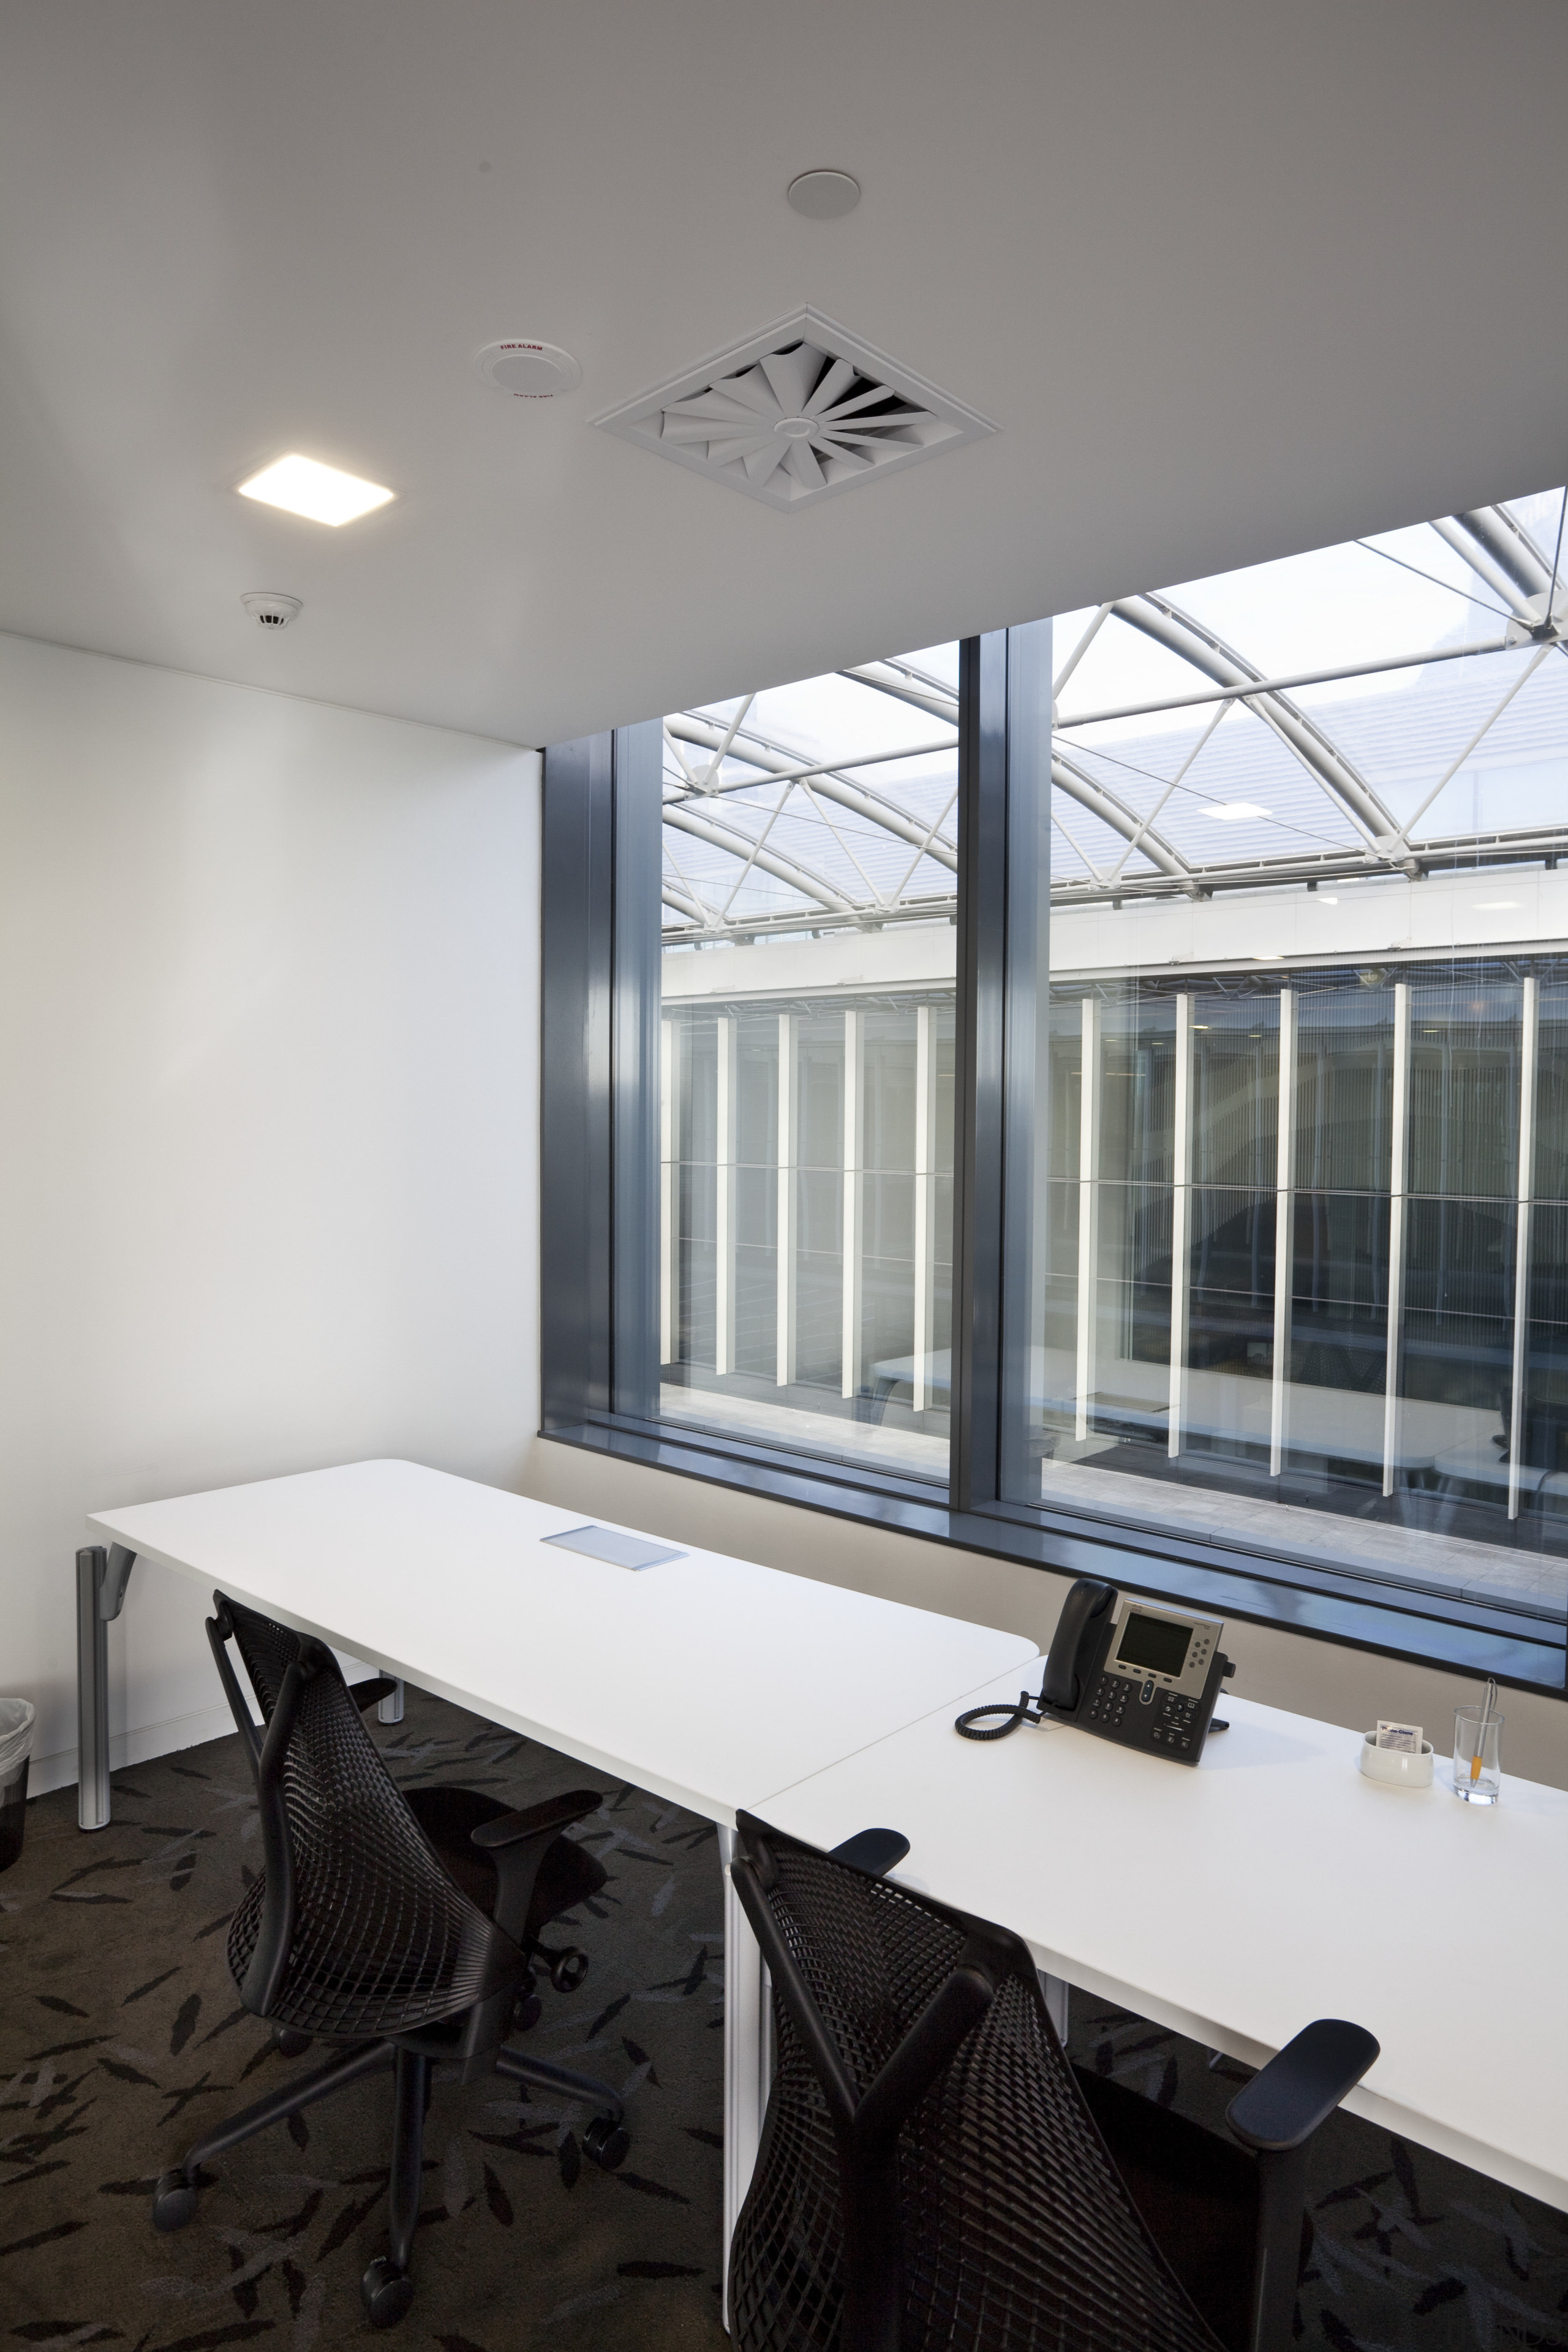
<box><xmin>596</xmin><ymin>309</ymin><xmax>997</xmax><ymax>511</ymax></box>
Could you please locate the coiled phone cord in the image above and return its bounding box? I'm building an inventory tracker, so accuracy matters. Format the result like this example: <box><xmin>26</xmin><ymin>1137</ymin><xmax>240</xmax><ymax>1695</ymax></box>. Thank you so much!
<box><xmin>955</xmin><ymin>1686</ymin><xmax>1048</xmax><ymax>1740</ymax></box>
<box><xmin>956</xmin><ymin>1691</ymin><xmax>1230</xmax><ymax>1740</ymax></box>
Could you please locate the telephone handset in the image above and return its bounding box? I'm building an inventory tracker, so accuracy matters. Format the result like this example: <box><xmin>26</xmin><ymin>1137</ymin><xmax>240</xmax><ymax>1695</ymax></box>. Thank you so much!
<box><xmin>956</xmin><ymin>1578</ymin><xmax>1235</xmax><ymax>1766</ymax></box>
<box><xmin>1039</xmin><ymin>1577</ymin><xmax>1117</xmax><ymax>1712</ymax></box>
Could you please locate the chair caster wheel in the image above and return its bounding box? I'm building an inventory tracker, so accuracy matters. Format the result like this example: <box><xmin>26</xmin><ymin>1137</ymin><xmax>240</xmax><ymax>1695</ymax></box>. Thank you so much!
<box><xmin>152</xmin><ymin>2169</ymin><xmax>198</xmax><ymax>2231</ymax></box>
<box><xmin>512</xmin><ymin>1992</ymin><xmax>542</xmax><ymax>2034</ymax></box>
<box><xmin>583</xmin><ymin>2114</ymin><xmax>630</xmax><ymax>2171</ymax></box>
<box><xmin>273</xmin><ymin>2026</ymin><xmax>312</xmax><ymax>2058</ymax></box>
<box><xmin>361</xmin><ymin>2256</ymin><xmax>414</xmax><ymax>2329</ymax></box>
<box><xmin>540</xmin><ymin>1943</ymin><xmax>590</xmax><ymax>1995</ymax></box>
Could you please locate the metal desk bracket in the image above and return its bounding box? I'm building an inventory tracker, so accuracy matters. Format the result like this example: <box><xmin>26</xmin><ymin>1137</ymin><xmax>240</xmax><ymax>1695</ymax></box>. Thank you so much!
<box><xmin>76</xmin><ymin>1544</ymin><xmax>136</xmax><ymax>1830</ymax></box>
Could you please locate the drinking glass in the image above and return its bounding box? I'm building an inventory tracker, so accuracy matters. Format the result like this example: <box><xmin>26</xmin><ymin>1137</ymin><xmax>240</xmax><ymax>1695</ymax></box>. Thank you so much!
<box><xmin>1451</xmin><ymin>1708</ymin><xmax>1502</xmax><ymax>1804</ymax></box>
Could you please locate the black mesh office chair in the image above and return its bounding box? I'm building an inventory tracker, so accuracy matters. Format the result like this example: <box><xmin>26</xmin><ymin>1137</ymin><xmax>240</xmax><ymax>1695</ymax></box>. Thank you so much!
<box><xmin>151</xmin><ymin>1593</ymin><xmax>629</xmax><ymax>2329</ymax></box>
<box><xmin>728</xmin><ymin>1812</ymin><xmax>1379</xmax><ymax>2352</ymax></box>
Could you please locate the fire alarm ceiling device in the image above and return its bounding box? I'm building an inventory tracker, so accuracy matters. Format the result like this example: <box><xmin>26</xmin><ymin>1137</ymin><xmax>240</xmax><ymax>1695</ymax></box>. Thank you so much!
<box><xmin>474</xmin><ymin>340</ymin><xmax>582</xmax><ymax>398</ymax></box>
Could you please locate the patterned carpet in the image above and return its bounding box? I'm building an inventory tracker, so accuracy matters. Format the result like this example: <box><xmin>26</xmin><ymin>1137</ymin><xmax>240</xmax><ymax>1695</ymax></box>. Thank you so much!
<box><xmin>1</xmin><ymin>1691</ymin><xmax>729</xmax><ymax>2351</ymax></box>
<box><xmin>2</xmin><ymin>1688</ymin><xmax>1564</xmax><ymax>2352</ymax></box>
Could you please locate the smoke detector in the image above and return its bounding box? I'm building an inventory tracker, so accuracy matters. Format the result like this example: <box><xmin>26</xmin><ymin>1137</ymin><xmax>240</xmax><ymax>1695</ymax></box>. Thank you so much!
<box><xmin>475</xmin><ymin>339</ymin><xmax>582</xmax><ymax>398</ymax></box>
<box><xmin>241</xmin><ymin>592</ymin><xmax>301</xmax><ymax>629</ymax></box>
<box><xmin>595</xmin><ymin>308</ymin><xmax>997</xmax><ymax>511</ymax></box>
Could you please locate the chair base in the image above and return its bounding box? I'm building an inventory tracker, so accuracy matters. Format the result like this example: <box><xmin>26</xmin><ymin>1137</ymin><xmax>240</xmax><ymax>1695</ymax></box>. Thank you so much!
<box><xmin>151</xmin><ymin>2169</ymin><xmax>200</xmax><ymax>2233</ymax></box>
<box><xmin>151</xmin><ymin>2030</ymin><xmax>627</xmax><ymax>2327</ymax></box>
<box><xmin>362</xmin><ymin>2255</ymin><xmax>415</xmax><ymax>2329</ymax></box>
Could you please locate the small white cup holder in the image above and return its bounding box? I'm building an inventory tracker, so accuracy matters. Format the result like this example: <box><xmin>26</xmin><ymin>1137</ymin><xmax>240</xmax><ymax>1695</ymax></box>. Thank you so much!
<box><xmin>1358</xmin><ymin>1732</ymin><xmax>1434</xmax><ymax>1789</ymax></box>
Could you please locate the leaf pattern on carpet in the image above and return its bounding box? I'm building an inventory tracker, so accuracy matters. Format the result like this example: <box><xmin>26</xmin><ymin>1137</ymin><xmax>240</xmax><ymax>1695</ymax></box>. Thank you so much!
<box><xmin>4</xmin><ymin>1690</ymin><xmax>1564</xmax><ymax>2350</ymax></box>
<box><xmin>1063</xmin><ymin>2002</ymin><xmax>1568</xmax><ymax>2352</ymax></box>
<box><xmin>1</xmin><ymin>1694</ymin><xmax>725</xmax><ymax>2350</ymax></box>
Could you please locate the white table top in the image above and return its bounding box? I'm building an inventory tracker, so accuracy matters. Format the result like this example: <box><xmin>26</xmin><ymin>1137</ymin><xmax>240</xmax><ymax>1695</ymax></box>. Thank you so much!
<box><xmin>88</xmin><ymin>1460</ymin><xmax>1038</xmax><ymax>1828</ymax></box>
<box><xmin>760</xmin><ymin>1666</ymin><xmax>1568</xmax><ymax>2212</ymax></box>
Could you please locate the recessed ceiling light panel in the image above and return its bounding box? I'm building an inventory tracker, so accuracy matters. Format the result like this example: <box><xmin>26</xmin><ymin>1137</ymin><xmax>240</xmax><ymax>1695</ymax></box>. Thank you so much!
<box><xmin>475</xmin><ymin>339</ymin><xmax>582</xmax><ymax>398</ymax></box>
<box><xmin>238</xmin><ymin>454</ymin><xmax>394</xmax><ymax>526</ymax></box>
<box><xmin>596</xmin><ymin>309</ymin><xmax>997</xmax><ymax>511</ymax></box>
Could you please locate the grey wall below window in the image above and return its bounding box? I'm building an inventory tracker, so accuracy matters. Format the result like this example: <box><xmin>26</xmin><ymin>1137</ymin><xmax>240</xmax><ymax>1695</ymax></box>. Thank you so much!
<box><xmin>519</xmin><ymin>1435</ymin><xmax>1568</xmax><ymax>1792</ymax></box>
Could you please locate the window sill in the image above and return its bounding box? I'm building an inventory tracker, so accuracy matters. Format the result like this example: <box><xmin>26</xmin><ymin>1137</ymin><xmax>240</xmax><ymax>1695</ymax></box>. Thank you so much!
<box><xmin>541</xmin><ymin>1415</ymin><xmax>1568</xmax><ymax>1697</ymax></box>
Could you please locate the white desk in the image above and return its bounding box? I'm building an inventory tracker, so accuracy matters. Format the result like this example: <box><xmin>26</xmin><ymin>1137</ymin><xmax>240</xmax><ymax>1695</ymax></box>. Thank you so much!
<box><xmin>760</xmin><ymin>1668</ymin><xmax>1568</xmax><ymax>2214</ymax></box>
<box><xmin>77</xmin><ymin>1457</ymin><xmax>1038</xmax><ymax>2296</ymax></box>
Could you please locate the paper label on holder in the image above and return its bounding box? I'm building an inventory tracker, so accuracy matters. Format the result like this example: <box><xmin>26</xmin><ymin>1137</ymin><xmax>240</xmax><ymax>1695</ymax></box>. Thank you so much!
<box><xmin>1376</xmin><ymin>1720</ymin><xmax>1423</xmax><ymax>1752</ymax></box>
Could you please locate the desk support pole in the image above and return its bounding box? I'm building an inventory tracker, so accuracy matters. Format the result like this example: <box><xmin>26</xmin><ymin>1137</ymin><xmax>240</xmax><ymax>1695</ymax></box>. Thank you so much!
<box><xmin>76</xmin><ymin>1544</ymin><xmax>135</xmax><ymax>1832</ymax></box>
<box><xmin>377</xmin><ymin>1680</ymin><xmax>405</xmax><ymax>1725</ymax></box>
<box><xmin>719</xmin><ymin>1826</ymin><xmax>772</xmax><ymax>2334</ymax></box>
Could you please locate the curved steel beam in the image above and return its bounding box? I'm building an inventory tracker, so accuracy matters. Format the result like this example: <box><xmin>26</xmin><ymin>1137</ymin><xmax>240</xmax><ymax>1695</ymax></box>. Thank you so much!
<box><xmin>1052</xmin><ymin>752</ymin><xmax>1196</xmax><ymax>887</ymax></box>
<box><xmin>663</xmin><ymin>801</ymin><xmax>854</xmax><ymax>916</ymax></box>
<box><xmin>1112</xmin><ymin>593</ymin><xmax>1398</xmax><ymax>847</ymax></box>
<box><xmin>668</xmin><ymin>714</ymin><xmax>957</xmax><ymax>874</ymax></box>
<box><xmin>837</xmin><ymin>661</ymin><xmax>960</xmax><ymax>726</ymax></box>
<box><xmin>663</xmin><ymin>879</ymin><xmax>711</xmax><ymax>925</ymax></box>
<box><xmin>1434</xmin><ymin>505</ymin><xmax>1563</xmax><ymax>628</ymax></box>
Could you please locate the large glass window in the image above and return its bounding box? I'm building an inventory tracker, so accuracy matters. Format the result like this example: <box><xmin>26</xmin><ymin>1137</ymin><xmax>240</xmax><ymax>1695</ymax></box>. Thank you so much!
<box><xmin>543</xmin><ymin>484</ymin><xmax>1568</xmax><ymax>1686</ymax></box>
<box><xmin>1010</xmin><ymin>489</ymin><xmax>1568</xmax><ymax>1632</ymax></box>
<box><xmin>657</xmin><ymin>653</ymin><xmax>959</xmax><ymax>1477</ymax></box>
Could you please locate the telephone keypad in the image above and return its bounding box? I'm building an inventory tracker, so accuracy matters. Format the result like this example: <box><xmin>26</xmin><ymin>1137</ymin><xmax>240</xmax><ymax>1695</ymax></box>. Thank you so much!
<box><xmin>1077</xmin><ymin>1663</ymin><xmax>1220</xmax><ymax>1763</ymax></box>
<box><xmin>1084</xmin><ymin>1672</ymin><xmax>1129</xmax><ymax>1733</ymax></box>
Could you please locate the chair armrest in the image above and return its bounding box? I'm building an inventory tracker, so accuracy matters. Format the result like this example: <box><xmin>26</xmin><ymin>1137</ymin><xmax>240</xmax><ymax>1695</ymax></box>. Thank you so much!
<box><xmin>469</xmin><ymin>1789</ymin><xmax>603</xmax><ymax>1947</ymax></box>
<box><xmin>1226</xmin><ymin>2018</ymin><xmax>1379</xmax><ymax>2152</ymax></box>
<box><xmin>348</xmin><ymin>1676</ymin><xmax>398</xmax><ymax>1714</ymax></box>
<box><xmin>471</xmin><ymin>1789</ymin><xmax>604</xmax><ymax>1850</ymax></box>
<box><xmin>829</xmin><ymin>1827</ymin><xmax>911</xmax><ymax>1879</ymax></box>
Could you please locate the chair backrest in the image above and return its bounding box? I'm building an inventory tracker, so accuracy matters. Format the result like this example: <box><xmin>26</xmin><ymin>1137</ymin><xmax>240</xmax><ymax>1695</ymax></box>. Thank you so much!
<box><xmin>209</xmin><ymin>1592</ymin><xmax>519</xmax><ymax>2040</ymax></box>
<box><xmin>729</xmin><ymin>1811</ymin><xmax>1223</xmax><ymax>2352</ymax></box>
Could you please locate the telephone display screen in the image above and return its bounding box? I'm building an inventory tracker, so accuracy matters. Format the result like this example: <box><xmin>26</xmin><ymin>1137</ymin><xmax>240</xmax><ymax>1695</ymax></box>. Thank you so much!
<box><xmin>1115</xmin><ymin>1612</ymin><xmax>1191</xmax><ymax>1676</ymax></box>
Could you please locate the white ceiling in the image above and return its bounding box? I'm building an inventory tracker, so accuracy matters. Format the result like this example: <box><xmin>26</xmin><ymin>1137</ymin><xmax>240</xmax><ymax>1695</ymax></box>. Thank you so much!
<box><xmin>1</xmin><ymin>0</ymin><xmax>1564</xmax><ymax>749</ymax></box>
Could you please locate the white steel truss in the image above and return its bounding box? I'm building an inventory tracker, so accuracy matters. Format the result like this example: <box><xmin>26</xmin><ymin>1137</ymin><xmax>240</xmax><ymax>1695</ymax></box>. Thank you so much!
<box><xmin>660</xmin><ymin>502</ymin><xmax>1568</xmax><ymax>941</ymax></box>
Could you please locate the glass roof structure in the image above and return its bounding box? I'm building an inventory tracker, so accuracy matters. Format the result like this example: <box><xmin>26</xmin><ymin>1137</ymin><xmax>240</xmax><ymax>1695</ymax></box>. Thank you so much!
<box><xmin>661</xmin><ymin>488</ymin><xmax>1568</xmax><ymax>941</ymax></box>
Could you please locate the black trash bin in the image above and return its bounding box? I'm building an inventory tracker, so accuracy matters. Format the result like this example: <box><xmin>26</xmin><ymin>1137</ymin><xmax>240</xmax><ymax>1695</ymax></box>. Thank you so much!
<box><xmin>0</xmin><ymin>1700</ymin><xmax>36</xmax><ymax>1871</ymax></box>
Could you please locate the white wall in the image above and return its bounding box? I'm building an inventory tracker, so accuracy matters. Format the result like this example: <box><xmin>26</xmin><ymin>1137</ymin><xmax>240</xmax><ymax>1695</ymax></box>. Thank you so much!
<box><xmin>519</xmin><ymin>1439</ymin><xmax>1568</xmax><ymax>1792</ymax></box>
<box><xmin>0</xmin><ymin>633</ymin><xmax>540</xmax><ymax>1790</ymax></box>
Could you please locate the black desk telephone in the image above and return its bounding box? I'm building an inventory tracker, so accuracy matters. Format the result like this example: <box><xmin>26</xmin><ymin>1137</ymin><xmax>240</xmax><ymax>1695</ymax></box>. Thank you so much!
<box><xmin>956</xmin><ymin>1579</ymin><xmax>1234</xmax><ymax>1765</ymax></box>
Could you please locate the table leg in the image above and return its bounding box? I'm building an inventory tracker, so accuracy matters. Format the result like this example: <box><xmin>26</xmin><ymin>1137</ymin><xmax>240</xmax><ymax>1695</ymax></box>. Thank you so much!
<box><xmin>75</xmin><ymin>1544</ymin><xmax>135</xmax><ymax>1832</ymax></box>
<box><xmin>377</xmin><ymin>1679</ymin><xmax>405</xmax><ymax>1724</ymax></box>
<box><xmin>719</xmin><ymin>1826</ymin><xmax>773</xmax><ymax>2334</ymax></box>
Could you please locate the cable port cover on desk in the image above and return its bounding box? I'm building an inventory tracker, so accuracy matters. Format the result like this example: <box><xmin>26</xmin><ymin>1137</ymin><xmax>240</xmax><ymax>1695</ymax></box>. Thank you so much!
<box><xmin>542</xmin><ymin>1525</ymin><xmax>686</xmax><ymax>1570</ymax></box>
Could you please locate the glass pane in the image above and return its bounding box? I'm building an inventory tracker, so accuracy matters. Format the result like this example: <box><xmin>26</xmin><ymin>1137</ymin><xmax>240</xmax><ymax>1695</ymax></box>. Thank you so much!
<box><xmin>1009</xmin><ymin>482</ymin><xmax>1568</xmax><ymax>1636</ymax></box>
<box><xmin>658</xmin><ymin>648</ymin><xmax>958</xmax><ymax>1478</ymax></box>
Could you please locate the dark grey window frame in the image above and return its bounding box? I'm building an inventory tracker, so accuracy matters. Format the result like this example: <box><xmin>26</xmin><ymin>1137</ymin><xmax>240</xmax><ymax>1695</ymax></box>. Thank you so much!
<box><xmin>539</xmin><ymin>643</ymin><xmax>1568</xmax><ymax>1700</ymax></box>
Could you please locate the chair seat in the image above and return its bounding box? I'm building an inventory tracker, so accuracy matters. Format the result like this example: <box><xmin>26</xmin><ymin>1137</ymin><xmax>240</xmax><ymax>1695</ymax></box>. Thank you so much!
<box><xmin>403</xmin><ymin>1784</ymin><xmax>608</xmax><ymax>1944</ymax></box>
<box><xmin>1073</xmin><ymin>2066</ymin><xmax>1260</xmax><ymax>2352</ymax></box>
